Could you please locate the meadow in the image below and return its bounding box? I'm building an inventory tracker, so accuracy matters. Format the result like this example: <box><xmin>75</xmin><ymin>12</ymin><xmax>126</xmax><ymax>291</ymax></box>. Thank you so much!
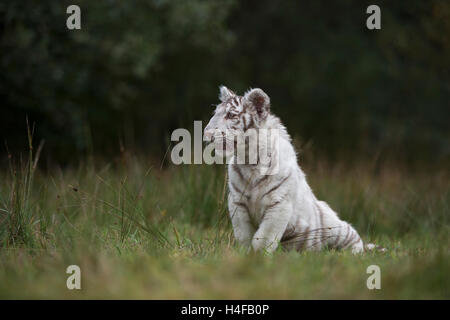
<box><xmin>0</xmin><ymin>135</ymin><xmax>448</xmax><ymax>299</ymax></box>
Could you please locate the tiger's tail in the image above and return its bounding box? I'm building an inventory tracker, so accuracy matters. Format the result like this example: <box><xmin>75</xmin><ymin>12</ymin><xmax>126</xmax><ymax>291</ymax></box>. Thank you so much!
<box><xmin>365</xmin><ymin>243</ymin><xmax>387</xmax><ymax>252</ymax></box>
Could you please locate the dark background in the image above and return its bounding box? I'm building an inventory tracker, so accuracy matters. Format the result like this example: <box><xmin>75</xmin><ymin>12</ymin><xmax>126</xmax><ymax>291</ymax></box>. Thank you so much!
<box><xmin>1</xmin><ymin>0</ymin><xmax>448</xmax><ymax>167</ymax></box>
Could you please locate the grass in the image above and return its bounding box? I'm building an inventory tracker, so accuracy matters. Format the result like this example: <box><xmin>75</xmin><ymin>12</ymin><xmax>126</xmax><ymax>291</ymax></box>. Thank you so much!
<box><xmin>0</xmin><ymin>137</ymin><xmax>448</xmax><ymax>299</ymax></box>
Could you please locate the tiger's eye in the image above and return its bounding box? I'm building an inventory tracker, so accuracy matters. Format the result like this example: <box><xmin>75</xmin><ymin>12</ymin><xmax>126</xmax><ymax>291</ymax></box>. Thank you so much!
<box><xmin>225</xmin><ymin>113</ymin><xmax>236</xmax><ymax>120</ymax></box>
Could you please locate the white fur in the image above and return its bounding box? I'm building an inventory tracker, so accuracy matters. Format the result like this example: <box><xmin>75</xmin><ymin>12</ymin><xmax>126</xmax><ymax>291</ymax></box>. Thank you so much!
<box><xmin>205</xmin><ymin>87</ymin><xmax>374</xmax><ymax>254</ymax></box>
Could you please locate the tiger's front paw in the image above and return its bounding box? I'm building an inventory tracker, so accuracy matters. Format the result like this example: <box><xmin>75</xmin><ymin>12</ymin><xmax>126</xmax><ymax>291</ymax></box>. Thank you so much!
<box><xmin>252</xmin><ymin>236</ymin><xmax>278</xmax><ymax>253</ymax></box>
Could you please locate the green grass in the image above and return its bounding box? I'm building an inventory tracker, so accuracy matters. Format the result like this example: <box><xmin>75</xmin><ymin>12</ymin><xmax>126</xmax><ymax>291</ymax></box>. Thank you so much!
<box><xmin>0</xmin><ymin>144</ymin><xmax>448</xmax><ymax>299</ymax></box>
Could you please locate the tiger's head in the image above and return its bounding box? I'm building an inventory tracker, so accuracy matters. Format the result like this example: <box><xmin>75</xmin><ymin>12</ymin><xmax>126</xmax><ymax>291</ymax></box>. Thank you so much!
<box><xmin>203</xmin><ymin>86</ymin><xmax>271</xmax><ymax>155</ymax></box>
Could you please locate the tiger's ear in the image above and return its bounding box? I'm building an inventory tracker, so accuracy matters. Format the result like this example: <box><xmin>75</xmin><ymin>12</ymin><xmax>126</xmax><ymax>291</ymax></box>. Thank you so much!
<box><xmin>219</xmin><ymin>85</ymin><xmax>234</xmax><ymax>102</ymax></box>
<box><xmin>244</xmin><ymin>88</ymin><xmax>270</xmax><ymax>118</ymax></box>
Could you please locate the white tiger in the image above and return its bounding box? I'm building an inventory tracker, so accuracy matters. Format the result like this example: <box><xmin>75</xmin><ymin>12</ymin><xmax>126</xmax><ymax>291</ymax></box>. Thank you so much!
<box><xmin>204</xmin><ymin>86</ymin><xmax>382</xmax><ymax>254</ymax></box>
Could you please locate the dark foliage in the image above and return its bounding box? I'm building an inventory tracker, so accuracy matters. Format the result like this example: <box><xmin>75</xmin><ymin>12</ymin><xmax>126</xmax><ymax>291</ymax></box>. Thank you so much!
<box><xmin>1</xmin><ymin>0</ymin><xmax>448</xmax><ymax>165</ymax></box>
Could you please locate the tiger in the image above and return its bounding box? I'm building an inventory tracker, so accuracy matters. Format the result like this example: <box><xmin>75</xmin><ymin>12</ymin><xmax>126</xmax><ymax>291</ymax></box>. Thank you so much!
<box><xmin>204</xmin><ymin>86</ymin><xmax>383</xmax><ymax>253</ymax></box>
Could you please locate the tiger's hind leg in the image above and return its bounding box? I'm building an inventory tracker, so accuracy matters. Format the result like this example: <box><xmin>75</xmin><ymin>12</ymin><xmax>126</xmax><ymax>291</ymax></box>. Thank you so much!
<box><xmin>350</xmin><ymin>238</ymin><xmax>364</xmax><ymax>254</ymax></box>
<box><xmin>337</xmin><ymin>229</ymin><xmax>387</xmax><ymax>253</ymax></box>
<box><xmin>324</xmin><ymin>221</ymin><xmax>364</xmax><ymax>254</ymax></box>
<box><xmin>315</xmin><ymin>201</ymin><xmax>386</xmax><ymax>254</ymax></box>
